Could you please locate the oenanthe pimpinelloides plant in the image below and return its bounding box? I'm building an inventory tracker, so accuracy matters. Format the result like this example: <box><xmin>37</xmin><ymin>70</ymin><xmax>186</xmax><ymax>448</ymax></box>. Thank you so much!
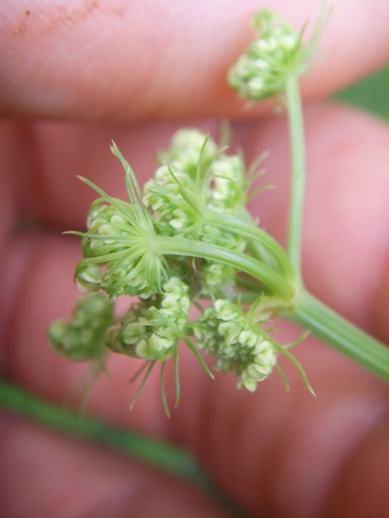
<box><xmin>49</xmin><ymin>8</ymin><xmax>389</xmax><ymax>415</ymax></box>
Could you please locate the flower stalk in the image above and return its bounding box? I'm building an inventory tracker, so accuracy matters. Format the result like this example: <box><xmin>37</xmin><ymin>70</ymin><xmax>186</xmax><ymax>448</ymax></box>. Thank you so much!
<box><xmin>285</xmin><ymin>290</ymin><xmax>389</xmax><ymax>383</ymax></box>
<box><xmin>150</xmin><ymin>236</ymin><xmax>295</xmax><ymax>299</ymax></box>
<box><xmin>285</xmin><ymin>75</ymin><xmax>306</xmax><ymax>276</ymax></box>
<box><xmin>0</xmin><ymin>379</ymin><xmax>250</xmax><ymax>518</ymax></box>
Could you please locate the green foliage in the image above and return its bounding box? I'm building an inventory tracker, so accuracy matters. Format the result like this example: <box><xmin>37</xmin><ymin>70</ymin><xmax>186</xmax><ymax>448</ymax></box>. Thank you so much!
<box><xmin>334</xmin><ymin>66</ymin><xmax>389</xmax><ymax>122</ymax></box>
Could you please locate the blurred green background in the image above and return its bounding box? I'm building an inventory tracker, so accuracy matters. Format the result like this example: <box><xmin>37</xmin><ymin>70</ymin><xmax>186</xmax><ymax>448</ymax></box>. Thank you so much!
<box><xmin>334</xmin><ymin>65</ymin><xmax>389</xmax><ymax>122</ymax></box>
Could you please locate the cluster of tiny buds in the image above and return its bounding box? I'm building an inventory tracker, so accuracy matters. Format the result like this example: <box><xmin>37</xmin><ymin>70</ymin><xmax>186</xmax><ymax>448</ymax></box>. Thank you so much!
<box><xmin>208</xmin><ymin>155</ymin><xmax>249</xmax><ymax>213</ymax></box>
<box><xmin>194</xmin><ymin>299</ymin><xmax>277</xmax><ymax>392</ymax></box>
<box><xmin>228</xmin><ymin>9</ymin><xmax>306</xmax><ymax>101</ymax></box>
<box><xmin>106</xmin><ymin>277</ymin><xmax>190</xmax><ymax>362</ymax></box>
<box><xmin>157</xmin><ymin>128</ymin><xmax>218</xmax><ymax>177</ymax></box>
<box><xmin>48</xmin><ymin>293</ymin><xmax>114</xmax><ymax>362</ymax></box>
<box><xmin>143</xmin><ymin>164</ymin><xmax>202</xmax><ymax>236</ymax></box>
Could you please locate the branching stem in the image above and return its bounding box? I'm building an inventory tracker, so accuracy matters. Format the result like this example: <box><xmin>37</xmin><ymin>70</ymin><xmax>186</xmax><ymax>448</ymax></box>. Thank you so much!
<box><xmin>0</xmin><ymin>379</ymin><xmax>250</xmax><ymax>518</ymax></box>
<box><xmin>286</xmin><ymin>75</ymin><xmax>306</xmax><ymax>276</ymax></box>
<box><xmin>152</xmin><ymin>236</ymin><xmax>295</xmax><ymax>300</ymax></box>
<box><xmin>284</xmin><ymin>290</ymin><xmax>389</xmax><ymax>383</ymax></box>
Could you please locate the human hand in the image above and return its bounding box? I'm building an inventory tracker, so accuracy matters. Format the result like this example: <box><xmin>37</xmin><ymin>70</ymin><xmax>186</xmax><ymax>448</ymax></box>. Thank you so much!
<box><xmin>1</xmin><ymin>1</ymin><xmax>389</xmax><ymax>517</ymax></box>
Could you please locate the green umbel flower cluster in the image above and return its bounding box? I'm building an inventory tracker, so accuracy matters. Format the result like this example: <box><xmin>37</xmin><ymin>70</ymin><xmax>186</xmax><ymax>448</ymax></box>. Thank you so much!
<box><xmin>143</xmin><ymin>130</ymin><xmax>249</xmax><ymax>295</ymax></box>
<box><xmin>49</xmin><ymin>127</ymin><xmax>309</xmax><ymax>411</ymax></box>
<box><xmin>143</xmin><ymin>130</ymin><xmax>249</xmax><ymax>234</ymax></box>
<box><xmin>74</xmin><ymin>196</ymin><xmax>167</xmax><ymax>299</ymax></box>
<box><xmin>228</xmin><ymin>10</ymin><xmax>307</xmax><ymax>101</ymax></box>
<box><xmin>194</xmin><ymin>299</ymin><xmax>277</xmax><ymax>392</ymax></box>
<box><xmin>44</xmin><ymin>7</ymin><xmax>389</xmax><ymax>413</ymax></box>
<box><xmin>157</xmin><ymin>128</ymin><xmax>218</xmax><ymax>178</ymax></box>
<box><xmin>106</xmin><ymin>277</ymin><xmax>190</xmax><ymax>362</ymax></box>
<box><xmin>49</xmin><ymin>293</ymin><xmax>114</xmax><ymax>361</ymax></box>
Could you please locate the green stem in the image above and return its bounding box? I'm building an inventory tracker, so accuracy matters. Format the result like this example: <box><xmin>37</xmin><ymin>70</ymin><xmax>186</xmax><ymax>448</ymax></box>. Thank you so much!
<box><xmin>204</xmin><ymin>210</ymin><xmax>294</xmax><ymax>278</ymax></box>
<box><xmin>152</xmin><ymin>236</ymin><xmax>294</xmax><ymax>300</ymax></box>
<box><xmin>0</xmin><ymin>379</ymin><xmax>250</xmax><ymax>518</ymax></box>
<box><xmin>284</xmin><ymin>290</ymin><xmax>389</xmax><ymax>383</ymax></box>
<box><xmin>286</xmin><ymin>75</ymin><xmax>305</xmax><ymax>276</ymax></box>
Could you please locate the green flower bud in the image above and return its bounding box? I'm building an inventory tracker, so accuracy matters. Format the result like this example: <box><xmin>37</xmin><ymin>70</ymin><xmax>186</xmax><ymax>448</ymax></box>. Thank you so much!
<box><xmin>214</xmin><ymin>299</ymin><xmax>239</xmax><ymax>320</ymax></box>
<box><xmin>74</xmin><ymin>264</ymin><xmax>102</xmax><ymax>293</ymax></box>
<box><xmin>209</xmin><ymin>155</ymin><xmax>249</xmax><ymax>212</ymax></box>
<box><xmin>48</xmin><ymin>320</ymin><xmax>68</xmax><ymax>346</ymax></box>
<box><xmin>143</xmin><ymin>164</ymin><xmax>203</xmax><ymax>238</ymax></box>
<box><xmin>106</xmin><ymin>277</ymin><xmax>190</xmax><ymax>362</ymax></box>
<box><xmin>121</xmin><ymin>321</ymin><xmax>147</xmax><ymax>345</ymax></box>
<box><xmin>202</xmin><ymin>262</ymin><xmax>234</xmax><ymax>288</ymax></box>
<box><xmin>158</xmin><ymin>129</ymin><xmax>218</xmax><ymax>178</ymax></box>
<box><xmin>86</xmin><ymin>200</ymin><xmax>107</xmax><ymax>229</ymax></box>
<box><xmin>48</xmin><ymin>293</ymin><xmax>114</xmax><ymax>361</ymax></box>
<box><xmin>200</xmin><ymin>223</ymin><xmax>246</xmax><ymax>294</ymax></box>
<box><xmin>228</xmin><ymin>9</ymin><xmax>308</xmax><ymax>101</ymax></box>
<box><xmin>194</xmin><ymin>299</ymin><xmax>278</xmax><ymax>390</ymax></box>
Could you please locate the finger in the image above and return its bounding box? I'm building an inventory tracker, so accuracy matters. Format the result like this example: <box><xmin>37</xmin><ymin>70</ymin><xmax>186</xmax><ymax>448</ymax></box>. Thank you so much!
<box><xmin>1</xmin><ymin>0</ymin><xmax>388</xmax><ymax>121</ymax></box>
<box><xmin>1</xmin><ymin>414</ymin><xmax>228</xmax><ymax>518</ymax></box>
<box><xmin>322</xmin><ymin>414</ymin><xmax>389</xmax><ymax>518</ymax></box>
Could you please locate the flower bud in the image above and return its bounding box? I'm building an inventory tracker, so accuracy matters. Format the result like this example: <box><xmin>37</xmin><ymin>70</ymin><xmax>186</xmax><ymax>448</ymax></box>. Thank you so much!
<box><xmin>48</xmin><ymin>293</ymin><xmax>114</xmax><ymax>361</ymax></box>
<box><xmin>228</xmin><ymin>9</ymin><xmax>307</xmax><ymax>101</ymax></box>
<box><xmin>74</xmin><ymin>264</ymin><xmax>102</xmax><ymax>293</ymax></box>
<box><xmin>159</xmin><ymin>129</ymin><xmax>218</xmax><ymax>177</ymax></box>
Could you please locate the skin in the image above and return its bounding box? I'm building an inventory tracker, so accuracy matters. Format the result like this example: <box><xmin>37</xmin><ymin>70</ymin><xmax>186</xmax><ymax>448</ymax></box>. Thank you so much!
<box><xmin>1</xmin><ymin>1</ymin><xmax>389</xmax><ymax>517</ymax></box>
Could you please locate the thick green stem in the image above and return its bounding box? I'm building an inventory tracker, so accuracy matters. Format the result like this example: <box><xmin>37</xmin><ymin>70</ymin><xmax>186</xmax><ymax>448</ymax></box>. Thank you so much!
<box><xmin>204</xmin><ymin>210</ymin><xmax>294</xmax><ymax>278</ymax></box>
<box><xmin>283</xmin><ymin>290</ymin><xmax>389</xmax><ymax>383</ymax></box>
<box><xmin>286</xmin><ymin>75</ymin><xmax>305</xmax><ymax>276</ymax></box>
<box><xmin>0</xmin><ymin>379</ymin><xmax>249</xmax><ymax>518</ymax></box>
<box><xmin>152</xmin><ymin>236</ymin><xmax>294</xmax><ymax>300</ymax></box>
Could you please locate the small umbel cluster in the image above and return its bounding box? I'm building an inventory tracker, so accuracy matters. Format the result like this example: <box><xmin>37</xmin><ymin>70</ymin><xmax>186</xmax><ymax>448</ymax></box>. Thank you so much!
<box><xmin>49</xmin><ymin>125</ymin><xmax>311</xmax><ymax>413</ymax></box>
<box><xmin>194</xmin><ymin>299</ymin><xmax>278</xmax><ymax>392</ymax></box>
<box><xmin>49</xmin><ymin>293</ymin><xmax>114</xmax><ymax>362</ymax></box>
<box><xmin>228</xmin><ymin>8</ymin><xmax>324</xmax><ymax>102</ymax></box>
<box><xmin>106</xmin><ymin>277</ymin><xmax>190</xmax><ymax>362</ymax></box>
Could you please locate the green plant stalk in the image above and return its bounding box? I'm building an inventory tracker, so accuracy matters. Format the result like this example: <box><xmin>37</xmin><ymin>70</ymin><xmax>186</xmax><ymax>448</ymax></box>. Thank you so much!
<box><xmin>283</xmin><ymin>289</ymin><xmax>389</xmax><ymax>382</ymax></box>
<box><xmin>286</xmin><ymin>75</ymin><xmax>306</xmax><ymax>276</ymax></box>
<box><xmin>204</xmin><ymin>209</ymin><xmax>294</xmax><ymax>278</ymax></box>
<box><xmin>151</xmin><ymin>236</ymin><xmax>294</xmax><ymax>299</ymax></box>
<box><xmin>283</xmin><ymin>75</ymin><xmax>389</xmax><ymax>382</ymax></box>
<box><xmin>0</xmin><ymin>379</ymin><xmax>250</xmax><ymax>518</ymax></box>
<box><xmin>154</xmin><ymin>236</ymin><xmax>389</xmax><ymax>382</ymax></box>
